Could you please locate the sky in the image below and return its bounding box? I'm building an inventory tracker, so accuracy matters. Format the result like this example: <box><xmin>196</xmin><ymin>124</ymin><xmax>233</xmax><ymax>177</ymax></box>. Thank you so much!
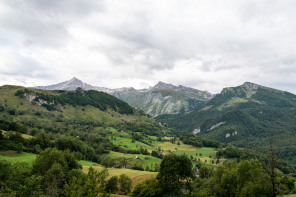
<box><xmin>0</xmin><ymin>0</ymin><xmax>296</xmax><ymax>94</ymax></box>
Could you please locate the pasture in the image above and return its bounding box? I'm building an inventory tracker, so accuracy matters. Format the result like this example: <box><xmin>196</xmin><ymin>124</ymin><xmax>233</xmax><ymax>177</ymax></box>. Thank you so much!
<box><xmin>110</xmin><ymin>136</ymin><xmax>154</xmax><ymax>150</ymax></box>
<box><xmin>101</xmin><ymin>151</ymin><xmax>162</xmax><ymax>170</ymax></box>
<box><xmin>82</xmin><ymin>165</ymin><xmax>157</xmax><ymax>188</ymax></box>
<box><xmin>0</xmin><ymin>151</ymin><xmax>37</xmax><ymax>165</ymax></box>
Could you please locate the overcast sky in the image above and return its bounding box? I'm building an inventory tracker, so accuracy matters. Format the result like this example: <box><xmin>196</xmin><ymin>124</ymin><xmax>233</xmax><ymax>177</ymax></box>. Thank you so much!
<box><xmin>0</xmin><ymin>0</ymin><xmax>296</xmax><ymax>93</ymax></box>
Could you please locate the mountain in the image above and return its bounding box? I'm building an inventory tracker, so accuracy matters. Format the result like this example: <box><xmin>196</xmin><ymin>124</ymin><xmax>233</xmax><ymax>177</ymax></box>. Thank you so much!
<box><xmin>113</xmin><ymin>81</ymin><xmax>213</xmax><ymax>117</ymax></box>
<box><xmin>34</xmin><ymin>78</ymin><xmax>214</xmax><ymax>116</ymax></box>
<box><xmin>156</xmin><ymin>82</ymin><xmax>296</xmax><ymax>164</ymax></box>
<box><xmin>34</xmin><ymin>77</ymin><xmax>111</xmax><ymax>92</ymax></box>
<box><xmin>0</xmin><ymin>85</ymin><xmax>165</xmax><ymax>137</ymax></box>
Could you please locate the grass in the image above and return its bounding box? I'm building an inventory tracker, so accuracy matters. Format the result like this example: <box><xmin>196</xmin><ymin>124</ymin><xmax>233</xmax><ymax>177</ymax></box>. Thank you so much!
<box><xmin>101</xmin><ymin>151</ymin><xmax>161</xmax><ymax>171</ymax></box>
<box><xmin>217</xmin><ymin>97</ymin><xmax>248</xmax><ymax>111</ymax></box>
<box><xmin>82</xmin><ymin>165</ymin><xmax>157</xmax><ymax>188</ymax></box>
<box><xmin>101</xmin><ymin>151</ymin><xmax>135</xmax><ymax>160</ymax></box>
<box><xmin>157</xmin><ymin>141</ymin><xmax>196</xmax><ymax>151</ymax></box>
<box><xmin>0</xmin><ymin>151</ymin><xmax>37</xmax><ymax>165</ymax></box>
<box><xmin>78</xmin><ymin>160</ymin><xmax>101</xmax><ymax>166</ymax></box>
<box><xmin>156</xmin><ymin>142</ymin><xmax>217</xmax><ymax>165</ymax></box>
<box><xmin>21</xmin><ymin>133</ymin><xmax>35</xmax><ymax>139</ymax></box>
<box><xmin>129</xmin><ymin>154</ymin><xmax>161</xmax><ymax>170</ymax></box>
<box><xmin>110</xmin><ymin>136</ymin><xmax>154</xmax><ymax>150</ymax></box>
<box><xmin>174</xmin><ymin>147</ymin><xmax>216</xmax><ymax>158</ymax></box>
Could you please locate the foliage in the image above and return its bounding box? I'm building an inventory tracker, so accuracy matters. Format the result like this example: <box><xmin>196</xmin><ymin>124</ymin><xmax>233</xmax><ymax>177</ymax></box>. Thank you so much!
<box><xmin>130</xmin><ymin>178</ymin><xmax>162</xmax><ymax>197</ymax></box>
<box><xmin>15</xmin><ymin>88</ymin><xmax>134</xmax><ymax>115</ymax></box>
<box><xmin>20</xmin><ymin>175</ymin><xmax>45</xmax><ymax>197</ymax></box>
<box><xmin>105</xmin><ymin>176</ymin><xmax>118</xmax><ymax>194</ymax></box>
<box><xmin>63</xmin><ymin>177</ymin><xmax>85</xmax><ymax>197</ymax></box>
<box><xmin>157</xmin><ymin>154</ymin><xmax>194</xmax><ymax>196</ymax></box>
<box><xmin>193</xmin><ymin>159</ymin><xmax>295</xmax><ymax>196</ymax></box>
<box><xmin>118</xmin><ymin>174</ymin><xmax>132</xmax><ymax>194</ymax></box>
<box><xmin>32</xmin><ymin>148</ymin><xmax>80</xmax><ymax>196</ymax></box>
<box><xmin>157</xmin><ymin>84</ymin><xmax>296</xmax><ymax>165</ymax></box>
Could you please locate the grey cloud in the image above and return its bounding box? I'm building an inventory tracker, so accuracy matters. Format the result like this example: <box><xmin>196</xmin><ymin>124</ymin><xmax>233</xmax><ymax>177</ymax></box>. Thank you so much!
<box><xmin>4</xmin><ymin>0</ymin><xmax>105</xmax><ymax>17</ymax></box>
<box><xmin>0</xmin><ymin>0</ymin><xmax>105</xmax><ymax>48</ymax></box>
<box><xmin>0</xmin><ymin>0</ymin><xmax>296</xmax><ymax>94</ymax></box>
<box><xmin>1</xmin><ymin>55</ymin><xmax>51</xmax><ymax>79</ymax></box>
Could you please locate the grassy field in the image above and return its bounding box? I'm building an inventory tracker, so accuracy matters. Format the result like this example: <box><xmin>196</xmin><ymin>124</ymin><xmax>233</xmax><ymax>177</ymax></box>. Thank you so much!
<box><xmin>110</xmin><ymin>136</ymin><xmax>154</xmax><ymax>150</ymax></box>
<box><xmin>174</xmin><ymin>147</ymin><xmax>216</xmax><ymax>158</ymax></box>
<box><xmin>78</xmin><ymin>160</ymin><xmax>101</xmax><ymax>166</ymax></box>
<box><xmin>101</xmin><ymin>151</ymin><xmax>135</xmax><ymax>160</ymax></box>
<box><xmin>129</xmin><ymin>154</ymin><xmax>161</xmax><ymax>170</ymax></box>
<box><xmin>106</xmin><ymin>136</ymin><xmax>218</xmax><ymax>167</ymax></box>
<box><xmin>101</xmin><ymin>151</ymin><xmax>161</xmax><ymax>170</ymax></box>
<box><xmin>0</xmin><ymin>151</ymin><xmax>37</xmax><ymax>165</ymax></box>
<box><xmin>0</xmin><ymin>151</ymin><xmax>103</xmax><ymax>168</ymax></box>
<box><xmin>158</xmin><ymin>141</ymin><xmax>196</xmax><ymax>151</ymax></box>
<box><xmin>82</xmin><ymin>165</ymin><xmax>157</xmax><ymax>188</ymax></box>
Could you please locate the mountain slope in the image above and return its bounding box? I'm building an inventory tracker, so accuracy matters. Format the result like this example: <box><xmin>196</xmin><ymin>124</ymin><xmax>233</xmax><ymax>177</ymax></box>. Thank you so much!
<box><xmin>34</xmin><ymin>78</ymin><xmax>214</xmax><ymax>116</ymax></box>
<box><xmin>156</xmin><ymin>82</ymin><xmax>296</xmax><ymax>164</ymax></box>
<box><xmin>114</xmin><ymin>81</ymin><xmax>213</xmax><ymax>116</ymax></box>
<box><xmin>0</xmin><ymin>85</ymin><xmax>165</xmax><ymax>137</ymax></box>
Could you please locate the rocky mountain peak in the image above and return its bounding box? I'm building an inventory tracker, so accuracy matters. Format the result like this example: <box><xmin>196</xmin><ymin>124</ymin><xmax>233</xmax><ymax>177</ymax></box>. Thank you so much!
<box><xmin>66</xmin><ymin>77</ymin><xmax>83</xmax><ymax>85</ymax></box>
<box><xmin>153</xmin><ymin>81</ymin><xmax>177</xmax><ymax>90</ymax></box>
<box><xmin>242</xmin><ymin>82</ymin><xmax>260</xmax><ymax>91</ymax></box>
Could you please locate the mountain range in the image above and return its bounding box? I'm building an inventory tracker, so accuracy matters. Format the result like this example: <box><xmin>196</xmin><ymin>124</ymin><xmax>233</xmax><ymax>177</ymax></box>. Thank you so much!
<box><xmin>33</xmin><ymin>77</ymin><xmax>296</xmax><ymax>164</ymax></box>
<box><xmin>34</xmin><ymin>77</ymin><xmax>214</xmax><ymax>116</ymax></box>
<box><xmin>4</xmin><ymin>77</ymin><xmax>296</xmax><ymax>165</ymax></box>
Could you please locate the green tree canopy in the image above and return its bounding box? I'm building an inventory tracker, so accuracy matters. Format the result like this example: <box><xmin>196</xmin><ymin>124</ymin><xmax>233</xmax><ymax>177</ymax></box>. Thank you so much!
<box><xmin>156</xmin><ymin>154</ymin><xmax>194</xmax><ymax>196</ymax></box>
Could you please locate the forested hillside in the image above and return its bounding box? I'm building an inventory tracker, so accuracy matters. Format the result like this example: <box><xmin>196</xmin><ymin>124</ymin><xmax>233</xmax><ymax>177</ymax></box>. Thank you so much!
<box><xmin>157</xmin><ymin>82</ymin><xmax>296</xmax><ymax>164</ymax></box>
<box><xmin>0</xmin><ymin>85</ymin><xmax>165</xmax><ymax>161</ymax></box>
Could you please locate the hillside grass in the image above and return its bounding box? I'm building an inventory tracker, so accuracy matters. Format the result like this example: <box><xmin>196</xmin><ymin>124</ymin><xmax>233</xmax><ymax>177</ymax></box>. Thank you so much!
<box><xmin>101</xmin><ymin>151</ymin><xmax>162</xmax><ymax>170</ymax></box>
<box><xmin>82</xmin><ymin>165</ymin><xmax>157</xmax><ymax>188</ymax></box>
<box><xmin>110</xmin><ymin>136</ymin><xmax>154</xmax><ymax>150</ymax></box>
<box><xmin>157</xmin><ymin>141</ymin><xmax>196</xmax><ymax>151</ymax></box>
<box><xmin>0</xmin><ymin>151</ymin><xmax>36</xmax><ymax>165</ymax></box>
<box><xmin>129</xmin><ymin>154</ymin><xmax>161</xmax><ymax>170</ymax></box>
<box><xmin>78</xmin><ymin>160</ymin><xmax>101</xmax><ymax>167</ymax></box>
<box><xmin>101</xmin><ymin>151</ymin><xmax>135</xmax><ymax>160</ymax></box>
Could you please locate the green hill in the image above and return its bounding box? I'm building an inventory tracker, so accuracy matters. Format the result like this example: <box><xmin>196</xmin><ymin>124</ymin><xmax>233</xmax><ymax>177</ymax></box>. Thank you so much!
<box><xmin>0</xmin><ymin>85</ymin><xmax>167</xmax><ymax>161</ymax></box>
<box><xmin>156</xmin><ymin>82</ymin><xmax>296</xmax><ymax>164</ymax></box>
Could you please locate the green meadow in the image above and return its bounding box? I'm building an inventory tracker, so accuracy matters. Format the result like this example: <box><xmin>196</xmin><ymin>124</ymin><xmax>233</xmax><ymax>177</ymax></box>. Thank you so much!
<box><xmin>0</xmin><ymin>151</ymin><xmax>37</xmax><ymax>165</ymax></box>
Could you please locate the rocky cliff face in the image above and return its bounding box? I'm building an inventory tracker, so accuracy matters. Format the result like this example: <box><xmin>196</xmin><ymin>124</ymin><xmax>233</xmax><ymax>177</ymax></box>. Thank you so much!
<box><xmin>113</xmin><ymin>81</ymin><xmax>214</xmax><ymax>116</ymax></box>
<box><xmin>34</xmin><ymin>78</ymin><xmax>214</xmax><ymax>116</ymax></box>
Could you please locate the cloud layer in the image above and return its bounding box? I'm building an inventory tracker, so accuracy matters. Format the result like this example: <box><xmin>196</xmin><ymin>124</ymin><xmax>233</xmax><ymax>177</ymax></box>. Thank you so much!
<box><xmin>0</xmin><ymin>0</ymin><xmax>296</xmax><ymax>93</ymax></box>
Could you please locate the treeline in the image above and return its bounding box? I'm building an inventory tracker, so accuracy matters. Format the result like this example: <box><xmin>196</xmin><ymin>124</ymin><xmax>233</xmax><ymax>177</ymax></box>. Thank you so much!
<box><xmin>130</xmin><ymin>154</ymin><xmax>296</xmax><ymax>197</ymax></box>
<box><xmin>1</xmin><ymin>148</ymin><xmax>295</xmax><ymax>196</ymax></box>
<box><xmin>0</xmin><ymin>148</ymin><xmax>133</xmax><ymax>196</ymax></box>
<box><xmin>179</xmin><ymin>133</ymin><xmax>222</xmax><ymax>148</ymax></box>
<box><xmin>116</xmin><ymin>121</ymin><xmax>163</xmax><ymax>136</ymax></box>
<box><xmin>0</xmin><ymin>119</ymin><xmax>27</xmax><ymax>133</ymax></box>
<box><xmin>176</xmin><ymin>132</ymin><xmax>296</xmax><ymax>174</ymax></box>
<box><xmin>192</xmin><ymin>159</ymin><xmax>295</xmax><ymax>197</ymax></box>
<box><xmin>219</xmin><ymin>145</ymin><xmax>296</xmax><ymax>174</ymax></box>
<box><xmin>15</xmin><ymin>88</ymin><xmax>134</xmax><ymax>115</ymax></box>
